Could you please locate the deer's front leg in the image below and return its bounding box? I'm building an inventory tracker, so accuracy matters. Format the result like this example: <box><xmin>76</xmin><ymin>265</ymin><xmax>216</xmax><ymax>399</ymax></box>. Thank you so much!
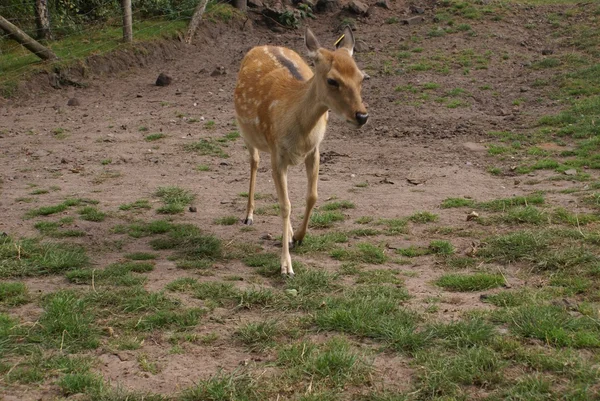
<box><xmin>271</xmin><ymin>158</ymin><xmax>294</xmax><ymax>276</ymax></box>
<box><xmin>243</xmin><ymin>146</ymin><xmax>260</xmax><ymax>225</ymax></box>
<box><xmin>294</xmin><ymin>148</ymin><xmax>319</xmax><ymax>246</ymax></box>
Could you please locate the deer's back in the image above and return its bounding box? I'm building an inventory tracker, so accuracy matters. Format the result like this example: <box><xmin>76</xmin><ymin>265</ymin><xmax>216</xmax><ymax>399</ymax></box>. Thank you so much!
<box><xmin>234</xmin><ymin>46</ymin><xmax>314</xmax><ymax>151</ymax></box>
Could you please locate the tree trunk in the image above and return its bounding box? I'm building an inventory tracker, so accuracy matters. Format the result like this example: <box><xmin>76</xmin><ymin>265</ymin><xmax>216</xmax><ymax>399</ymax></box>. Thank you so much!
<box><xmin>185</xmin><ymin>0</ymin><xmax>210</xmax><ymax>45</ymax></box>
<box><xmin>233</xmin><ymin>0</ymin><xmax>247</xmax><ymax>11</ymax></box>
<box><xmin>34</xmin><ymin>0</ymin><xmax>52</xmax><ymax>41</ymax></box>
<box><xmin>0</xmin><ymin>15</ymin><xmax>58</xmax><ymax>60</ymax></box>
<box><xmin>122</xmin><ymin>0</ymin><xmax>133</xmax><ymax>43</ymax></box>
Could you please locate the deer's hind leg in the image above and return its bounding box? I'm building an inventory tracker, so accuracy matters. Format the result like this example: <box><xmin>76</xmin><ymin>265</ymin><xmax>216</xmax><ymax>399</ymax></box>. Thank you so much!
<box><xmin>243</xmin><ymin>145</ymin><xmax>260</xmax><ymax>225</ymax></box>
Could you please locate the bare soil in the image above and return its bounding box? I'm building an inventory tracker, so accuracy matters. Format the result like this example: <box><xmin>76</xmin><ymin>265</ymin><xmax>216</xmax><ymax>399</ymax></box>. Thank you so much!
<box><xmin>0</xmin><ymin>1</ymin><xmax>596</xmax><ymax>399</ymax></box>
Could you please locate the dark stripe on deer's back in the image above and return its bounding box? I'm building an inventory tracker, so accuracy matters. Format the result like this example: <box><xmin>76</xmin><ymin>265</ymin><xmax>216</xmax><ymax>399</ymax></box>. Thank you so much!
<box><xmin>269</xmin><ymin>47</ymin><xmax>305</xmax><ymax>81</ymax></box>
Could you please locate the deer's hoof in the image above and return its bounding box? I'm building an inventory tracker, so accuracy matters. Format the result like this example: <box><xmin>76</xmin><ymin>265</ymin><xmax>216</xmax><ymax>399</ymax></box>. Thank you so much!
<box><xmin>243</xmin><ymin>218</ymin><xmax>253</xmax><ymax>226</ymax></box>
<box><xmin>281</xmin><ymin>272</ymin><xmax>295</xmax><ymax>279</ymax></box>
<box><xmin>293</xmin><ymin>238</ymin><xmax>303</xmax><ymax>247</ymax></box>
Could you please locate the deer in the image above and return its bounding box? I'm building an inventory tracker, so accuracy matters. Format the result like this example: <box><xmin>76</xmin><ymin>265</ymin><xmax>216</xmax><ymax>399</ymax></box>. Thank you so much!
<box><xmin>233</xmin><ymin>26</ymin><xmax>368</xmax><ymax>277</ymax></box>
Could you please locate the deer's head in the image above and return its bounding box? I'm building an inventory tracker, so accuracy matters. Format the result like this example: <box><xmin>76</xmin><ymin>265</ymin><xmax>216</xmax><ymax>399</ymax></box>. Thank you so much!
<box><xmin>305</xmin><ymin>26</ymin><xmax>369</xmax><ymax>127</ymax></box>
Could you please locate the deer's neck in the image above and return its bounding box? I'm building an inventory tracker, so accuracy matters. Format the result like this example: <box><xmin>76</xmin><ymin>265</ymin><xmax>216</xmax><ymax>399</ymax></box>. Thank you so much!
<box><xmin>286</xmin><ymin>77</ymin><xmax>328</xmax><ymax>135</ymax></box>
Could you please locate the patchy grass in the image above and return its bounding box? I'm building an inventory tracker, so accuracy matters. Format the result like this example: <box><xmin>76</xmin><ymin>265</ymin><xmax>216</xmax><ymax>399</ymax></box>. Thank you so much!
<box><xmin>376</xmin><ymin>218</ymin><xmax>409</xmax><ymax>235</ymax></box>
<box><xmin>408</xmin><ymin>211</ymin><xmax>439</xmax><ymax>224</ymax></box>
<box><xmin>214</xmin><ymin>216</ymin><xmax>238</xmax><ymax>225</ymax></box>
<box><xmin>184</xmin><ymin>138</ymin><xmax>229</xmax><ymax>158</ymax></box>
<box><xmin>66</xmin><ymin>261</ymin><xmax>154</xmax><ymax>287</ymax></box>
<box><xmin>145</xmin><ymin>133</ymin><xmax>166</xmax><ymax>141</ymax></box>
<box><xmin>435</xmin><ymin>273</ymin><xmax>506</xmax><ymax>292</ymax></box>
<box><xmin>119</xmin><ymin>199</ymin><xmax>152</xmax><ymax>211</ymax></box>
<box><xmin>0</xmin><ymin>236</ymin><xmax>88</xmax><ymax>278</ymax></box>
<box><xmin>0</xmin><ymin>282</ymin><xmax>29</xmax><ymax>306</ymax></box>
<box><xmin>155</xmin><ymin>186</ymin><xmax>195</xmax><ymax>214</ymax></box>
<box><xmin>320</xmin><ymin>200</ymin><xmax>355</xmax><ymax>211</ymax></box>
<box><xmin>79</xmin><ymin>206</ymin><xmax>106</xmax><ymax>222</ymax></box>
<box><xmin>331</xmin><ymin>243</ymin><xmax>387</xmax><ymax>264</ymax></box>
<box><xmin>310</xmin><ymin>210</ymin><xmax>345</xmax><ymax>229</ymax></box>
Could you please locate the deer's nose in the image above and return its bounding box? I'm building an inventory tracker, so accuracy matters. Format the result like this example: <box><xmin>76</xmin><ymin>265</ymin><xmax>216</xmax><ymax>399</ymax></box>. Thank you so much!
<box><xmin>356</xmin><ymin>112</ymin><xmax>369</xmax><ymax>126</ymax></box>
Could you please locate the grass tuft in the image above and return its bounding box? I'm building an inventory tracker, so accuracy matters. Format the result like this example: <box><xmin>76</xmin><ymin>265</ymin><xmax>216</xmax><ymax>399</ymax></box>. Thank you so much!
<box><xmin>435</xmin><ymin>273</ymin><xmax>505</xmax><ymax>291</ymax></box>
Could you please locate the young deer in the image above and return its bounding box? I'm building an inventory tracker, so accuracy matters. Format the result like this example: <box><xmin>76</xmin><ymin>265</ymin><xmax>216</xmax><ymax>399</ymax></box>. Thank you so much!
<box><xmin>234</xmin><ymin>26</ymin><xmax>368</xmax><ymax>276</ymax></box>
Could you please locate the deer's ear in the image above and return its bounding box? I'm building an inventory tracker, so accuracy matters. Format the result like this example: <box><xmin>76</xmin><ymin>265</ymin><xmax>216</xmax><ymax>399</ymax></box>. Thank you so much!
<box><xmin>305</xmin><ymin>27</ymin><xmax>321</xmax><ymax>59</ymax></box>
<box><xmin>335</xmin><ymin>26</ymin><xmax>355</xmax><ymax>56</ymax></box>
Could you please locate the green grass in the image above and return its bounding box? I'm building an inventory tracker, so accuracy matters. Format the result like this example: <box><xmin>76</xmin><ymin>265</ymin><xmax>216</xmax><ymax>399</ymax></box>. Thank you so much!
<box><xmin>277</xmin><ymin>337</ymin><xmax>372</xmax><ymax>388</ymax></box>
<box><xmin>145</xmin><ymin>133</ymin><xmax>166</xmax><ymax>141</ymax></box>
<box><xmin>59</xmin><ymin>372</ymin><xmax>104</xmax><ymax>396</ymax></box>
<box><xmin>214</xmin><ymin>216</ymin><xmax>238</xmax><ymax>225</ymax></box>
<box><xmin>36</xmin><ymin>290</ymin><xmax>100</xmax><ymax>351</ymax></box>
<box><xmin>376</xmin><ymin>218</ymin><xmax>409</xmax><ymax>235</ymax></box>
<box><xmin>155</xmin><ymin>186</ymin><xmax>195</xmax><ymax>214</ymax></box>
<box><xmin>184</xmin><ymin>138</ymin><xmax>229</xmax><ymax>158</ymax></box>
<box><xmin>477</xmin><ymin>230</ymin><xmax>598</xmax><ymax>271</ymax></box>
<box><xmin>414</xmin><ymin>346</ymin><xmax>504</xmax><ymax>398</ymax></box>
<box><xmin>34</xmin><ymin>221</ymin><xmax>86</xmax><ymax>238</ymax></box>
<box><xmin>119</xmin><ymin>199</ymin><xmax>152</xmax><ymax>211</ymax></box>
<box><xmin>0</xmin><ymin>236</ymin><xmax>88</xmax><ymax>278</ymax></box>
<box><xmin>23</xmin><ymin>198</ymin><xmax>98</xmax><ymax>219</ymax></box>
<box><xmin>179</xmin><ymin>372</ymin><xmax>259</xmax><ymax>401</ymax></box>
<box><xmin>331</xmin><ymin>243</ymin><xmax>387</xmax><ymax>264</ymax></box>
<box><xmin>0</xmin><ymin>282</ymin><xmax>29</xmax><ymax>306</ymax></box>
<box><xmin>148</xmin><ymin>223</ymin><xmax>222</xmax><ymax>264</ymax></box>
<box><xmin>310</xmin><ymin>210</ymin><xmax>345</xmax><ymax>228</ymax></box>
<box><xmin>494</xmin><ymin>304</ymin><xmax>600</xmax><ymax>348</ymax></box>
<box><xmin>0</xmin><ymin>19</ymin><xmax>188</xmax><ymax>92</ymax></box>
<box><xmin>320</xmin><ymin>200</ymin><xmax>355</xmax><ymax>211</ymax></box>
<box><xmin>66</xmin><ymin>261</ymin><xmax>154</xmax><ymax>287</ymax></box>
<box><xmin>124</xmin><ymin>252</ymin><xmax>157</xmax><ymax>260</ymax></box>
<box><xmin>113</xmin><ymin>219</ymin><xmax>173</xmax><ymax>238</ymax></box>
<box><xmin>79</xmin><ymin>206</ymin><xmax>106</xmax><ymax>222</ymax></box>
<box><xmin>435</xmin><ymin>273</ymin><xmax>505</xmax><ymax>291</ymax></box>
<box><xmin>235</xmin><ymin>320</ymin><xmax>280</xmax><ymax>351</ymax></box>
<box><xmin>292</xmin><ymin>232</ymin><xmax>348</xmax><ymax>254</ymax></box>
<box><xmin>408</xmin><ymin>211</ymin><xmax>439</xmax><ymax>223</ymax></box>
<box><xmin>442</xmin><ymin>193</ymin><xmax>544</xmax><ymax>211</ymax></box>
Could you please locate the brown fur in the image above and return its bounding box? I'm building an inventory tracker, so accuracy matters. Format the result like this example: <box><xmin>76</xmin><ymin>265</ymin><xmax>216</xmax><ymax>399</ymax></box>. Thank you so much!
<box><xmin>233</xmin><ymin>27</ymin><xmax>368</xmax><ymax>275</ymax></box>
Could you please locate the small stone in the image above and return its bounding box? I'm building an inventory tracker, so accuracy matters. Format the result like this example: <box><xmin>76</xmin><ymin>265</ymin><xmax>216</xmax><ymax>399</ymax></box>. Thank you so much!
<box><xmin>541</xmin><ymin>49</ymin><xmax>553</xmax><ymax>55</ymax></box>
<box><xmin>155</xmin><ymin>73</ymin><xmax>172</xmax><ymax>86</ymax></box>
<box><xmin>210</xmin><ymin>66</ymin><xmax>227</xmax><ymax>76</ymax></box>
<box><xmin>375</xmin><ymin>0</ymin><xmax>390</xmax><ymax>8</ymax></box>
<box><xmin>466</xmin><ymin>211</ymin><xmax>479</xmax><ymax>221</ymax></box>
<box><xmin>189</xmin><ymin>206</ymin><xmax>197</xmax><ymax>212</ymax></box>
<box><xmin>32</xmin><ymin>149</ymin><xmax>50</xmax><ymax>158</ymax></box>
<box><xmin>410</xmin><ymin>5</ymin><xmax>425</xmax><ymax>13</ymax></box>
<box><xmin>564</xmin><ymin>169</ymin><xmax>577</xmax><ymax>176</ymax></box>
<box><xmin>348</xmin><ymin>0</ymin><xmax>369</xmax><ymax>15</ymax></box>
<box><xmin>402</xmin><ymin>16</ymin><xmax>425</xmax><ymax>25</ymax></box>
<box><xmin>67</xmin><ymin>97</ymin><xmax>80</xmax><ymax>106</ymax></box>
<box><xmin>248</xmin><ymin>0</ymin><xmax>263</xmax><ymax>7</ymax></box>
<box><xmin>260</xmin><ymin>233</ymin><xmax>274</xmax><ymax>240</ymax></box>
<box><xmin>354</xmin><ymin>39</ymin><xmax>369</xmax><ymax>53</ymax></box>
<box><xmin>316</xmin><ymin>0</ymin><xmax>340</xmax><ymax>12</ymax></box>
<box><xmin>519</xmin><ymin>87</ymin><xmax>529</xmax><ymax>92</ymax></box>
<box><xmin>285</xmin><ymin>289</ymin><xmax>298</xmax><ymax>297</ymax></box>
<box><xmin>462</xmin><ymin>142</ymin><xmax>486</xmax><ymax>152</ymax></box>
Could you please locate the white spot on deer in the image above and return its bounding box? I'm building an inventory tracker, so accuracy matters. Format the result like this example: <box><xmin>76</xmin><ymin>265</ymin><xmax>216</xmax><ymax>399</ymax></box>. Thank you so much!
<box><xmin>269</xmin><ymin>101</ymin><xmax>280</xmax><ymax>110</ymax></box>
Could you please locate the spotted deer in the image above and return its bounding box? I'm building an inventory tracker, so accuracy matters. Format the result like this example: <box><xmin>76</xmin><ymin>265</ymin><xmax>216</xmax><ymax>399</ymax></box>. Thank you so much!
<box><xmin>234</xmin><ymin>26</ymin><xmax>368</xmax><ymax>276</ymax></box>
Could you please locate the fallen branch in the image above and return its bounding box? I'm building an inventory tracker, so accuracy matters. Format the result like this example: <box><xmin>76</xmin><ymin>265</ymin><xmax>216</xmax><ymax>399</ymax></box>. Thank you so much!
<box><xmin>0</xmin><ymin>14</ymin><xmax>58</xmax><ymax>60</ymax></box>
<box><xmin>185</xmin><ymin>0</ymin><xmax>210</xmax><ymax>45</ymax></box>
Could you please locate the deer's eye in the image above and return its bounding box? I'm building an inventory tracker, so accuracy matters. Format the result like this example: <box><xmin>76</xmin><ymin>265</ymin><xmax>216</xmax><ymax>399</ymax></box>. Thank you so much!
<box><xmin>327</xmin><ymin>78</ymin><xmax>339</xmax><ymax>87</ymax></box>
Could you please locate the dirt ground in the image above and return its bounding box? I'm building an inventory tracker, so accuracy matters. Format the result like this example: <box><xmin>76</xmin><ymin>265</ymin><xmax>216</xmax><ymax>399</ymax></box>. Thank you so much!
<box><xmin>0</xmin><ymin>1</ymin><xmax>597</xmax><ymax>399</ymax></box>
